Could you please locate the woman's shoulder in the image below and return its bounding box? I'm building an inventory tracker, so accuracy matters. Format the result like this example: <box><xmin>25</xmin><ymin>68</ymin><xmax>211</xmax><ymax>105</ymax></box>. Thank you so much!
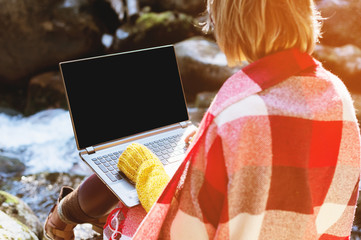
<box><xmin>260</xmin><ymin>67</ymin><xmax>357</xmax><ymax>123</ymax></box>
<box><xmin>211</xmin><ymin>64</ymin><xmax>358</xmax><ymax>130</ymax></box>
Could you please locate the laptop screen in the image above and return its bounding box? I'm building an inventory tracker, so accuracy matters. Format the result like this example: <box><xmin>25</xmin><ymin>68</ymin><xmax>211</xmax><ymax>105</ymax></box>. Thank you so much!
<box><xmin>60</xmin><ymin>45</ymin><xmax>189</xmax><ymax>150</ymax></box>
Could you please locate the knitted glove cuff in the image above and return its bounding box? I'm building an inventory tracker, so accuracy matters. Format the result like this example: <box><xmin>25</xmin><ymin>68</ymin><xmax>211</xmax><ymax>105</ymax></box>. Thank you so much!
<box><xmin>136</xmin><ymin>158</ymin><xmax>165</xmax><ymax>183</ymax></box>
<box><xmin>136</xmin><ymin>158</ymin><xmax>170</xmax><ymax>212</ymax></box>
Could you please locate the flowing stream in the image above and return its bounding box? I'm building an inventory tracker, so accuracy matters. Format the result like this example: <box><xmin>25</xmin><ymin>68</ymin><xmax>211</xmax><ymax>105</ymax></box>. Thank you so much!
<box><xmin>0</xmin><ymin>107</ymin><xmax>203</xmax><ymax>176</ymax></box>
<box><xmin>0</xmin><ymin>109</ymin><xmax>85</xmax><ymax>175</ymax></box>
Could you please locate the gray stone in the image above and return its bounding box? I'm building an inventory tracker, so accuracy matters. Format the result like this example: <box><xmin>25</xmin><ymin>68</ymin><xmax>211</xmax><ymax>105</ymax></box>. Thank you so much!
<box><xmin>174</xmin><ymin>37</ymin><xmax>246</xmax><ymax>101</ymax></box>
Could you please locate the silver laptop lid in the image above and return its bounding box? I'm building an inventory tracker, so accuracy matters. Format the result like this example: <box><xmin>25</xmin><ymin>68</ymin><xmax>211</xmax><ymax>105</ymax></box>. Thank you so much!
<box><xmin>59</xmin><ymin>45</ymin><xmax>189</xmax><ymax>150</ymax></box>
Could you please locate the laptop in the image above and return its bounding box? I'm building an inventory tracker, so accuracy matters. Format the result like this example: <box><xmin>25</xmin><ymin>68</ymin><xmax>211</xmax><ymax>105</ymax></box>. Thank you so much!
<box><xmin>59</xmin><ymin>45</ymin><xmax>194</xmax><ymax>207</ymax></box>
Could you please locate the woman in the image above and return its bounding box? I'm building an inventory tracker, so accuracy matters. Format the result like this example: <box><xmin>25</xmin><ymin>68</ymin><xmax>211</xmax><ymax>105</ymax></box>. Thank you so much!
<box><xmin>45</xmin><ymin>0</ymin><xmax>361</xmax><ymax>239</ymax></box>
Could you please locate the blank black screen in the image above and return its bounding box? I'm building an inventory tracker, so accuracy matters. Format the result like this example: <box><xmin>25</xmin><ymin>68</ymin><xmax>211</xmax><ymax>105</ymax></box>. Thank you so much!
<box><xmin>60</xmin><ymin>46</ymin><xmax>189</xmax><ymax>149</ymax></box>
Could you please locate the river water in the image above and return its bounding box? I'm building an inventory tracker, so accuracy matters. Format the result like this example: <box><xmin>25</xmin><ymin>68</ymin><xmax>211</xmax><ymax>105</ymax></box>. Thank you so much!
<box><xmin>0</xmin><ymin>107</ymin><xmax>203</xmax><ymax>176</ymax></box>
<box><xmin>0</xmin><ymin>109</ymin><xmax>83</xmax><ymax>175</ymax></box>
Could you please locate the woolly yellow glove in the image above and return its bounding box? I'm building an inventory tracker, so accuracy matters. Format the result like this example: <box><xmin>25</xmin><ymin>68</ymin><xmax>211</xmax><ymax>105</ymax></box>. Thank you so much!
<box><xmin>118</xmin><ymin>143</ymin><xmax>170</xmax><ymax>212</ymax></box>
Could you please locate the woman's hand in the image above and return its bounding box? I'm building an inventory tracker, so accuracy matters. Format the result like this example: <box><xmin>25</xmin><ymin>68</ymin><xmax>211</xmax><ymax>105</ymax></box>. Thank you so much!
<box><xmin>184</xmin><ymin>128</ymin><xmax>198</xmax><ymax>145</ymax></box>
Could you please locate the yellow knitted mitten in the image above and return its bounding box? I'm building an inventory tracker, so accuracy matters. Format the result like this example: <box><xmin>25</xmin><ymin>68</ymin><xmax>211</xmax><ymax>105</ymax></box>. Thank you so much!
<box><xmin>117</xmin><ymin>143</ymin><xmax>157</xmax><ymax>183</ymax></box>
<box><xmin>118</xmin><ymin>143</ymin><xmax>170</xmax><ymax>212</ymax></box>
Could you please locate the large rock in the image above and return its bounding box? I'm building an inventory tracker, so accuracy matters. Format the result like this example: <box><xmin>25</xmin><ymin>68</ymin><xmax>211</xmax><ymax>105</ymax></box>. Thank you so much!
<box><xmin>0</xmin><ymin>191</ymin><xmax>41</xmax><ymax>239</ymax></box>
<box><xmin>174</xmin><ymin>37</ymin><xmax>246</xmax><ymax>101</ymax></box>
<box><xmin>313</xmin><ymin>44</ymin><xmax>361</xmax><ymax>93</ymax></box>
<box><xmin>317</xmin><ymin>0</ymin><xmax>361</xmax><ymax>49</ymax></box>
<box><xmin>0</xmin><ymin>0</ymin><xmax>108</xmax><ymax>86</ymax></box>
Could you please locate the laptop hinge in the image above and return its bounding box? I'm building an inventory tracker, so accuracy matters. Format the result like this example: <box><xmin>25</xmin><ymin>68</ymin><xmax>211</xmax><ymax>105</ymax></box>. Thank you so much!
<box><xmin>179</xmin><ymin>121</ymin><xmax>189</xmax><ymax>128</ymax></box>
<box><xmin>85</xmin><ymin>146</ymin><xmax>96</xmax><ymax>154</ymax></box>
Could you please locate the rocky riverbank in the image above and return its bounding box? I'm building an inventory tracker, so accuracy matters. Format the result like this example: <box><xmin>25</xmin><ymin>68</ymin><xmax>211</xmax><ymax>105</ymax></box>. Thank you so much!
<box><xmin>1</xmin><ymin>0</ymin><xmax>361</xmax><ymax>239</ymax></box>
<box><xmin>0</xmin><ymin>0</ymin><xmax>360</xmax><ymax>115</ymax></box>
<box><xmin>0</xmin><ymin>172</ymin><xmax>102</xmax><ymax>239</ymax></box>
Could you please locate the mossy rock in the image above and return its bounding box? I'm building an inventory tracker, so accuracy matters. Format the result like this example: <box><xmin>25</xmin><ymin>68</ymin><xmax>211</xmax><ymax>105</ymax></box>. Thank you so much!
<box><xmin>136</xmin><ymin>11</ymin><xmax>192</xmax><ymax>31</ymax></box>
<box><xmin>0</xmin><ymin>191</ymin><xmax>42</xmax><ymax>239</ymax></box>
<box><xmin>0</xmin><ymin>210</ymin><xmax>38</xmax><ymax>240</ymax></box>
<box><xmin>112</xmin><ymin>11</ymin><xmax>201</xmax><ymax>52</ymax></box>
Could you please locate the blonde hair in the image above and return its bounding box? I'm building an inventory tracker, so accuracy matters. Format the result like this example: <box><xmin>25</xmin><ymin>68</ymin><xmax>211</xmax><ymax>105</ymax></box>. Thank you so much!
<box><xmin>205</xmin><ymin>0</ymin><xmax>322</xmax><ymax>65</ymax></box>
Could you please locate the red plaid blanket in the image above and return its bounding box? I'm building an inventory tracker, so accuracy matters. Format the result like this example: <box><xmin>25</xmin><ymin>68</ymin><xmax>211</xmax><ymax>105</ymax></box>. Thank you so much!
<box><xmin>123</xmin><ymin>48</ymin><xmax>361</xmax><ymax>239</ymax></box>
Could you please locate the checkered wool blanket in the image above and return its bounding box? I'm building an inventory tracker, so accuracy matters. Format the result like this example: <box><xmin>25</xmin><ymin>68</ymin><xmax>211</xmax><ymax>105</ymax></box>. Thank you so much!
<box><xmin>115</xmin><ymin>48</ymin><xmax>361</xmax><ymax>240</ymax></box>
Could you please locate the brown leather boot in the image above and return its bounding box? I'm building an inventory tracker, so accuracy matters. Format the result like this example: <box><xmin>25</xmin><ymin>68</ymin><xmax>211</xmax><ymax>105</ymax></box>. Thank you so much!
<box><xmin>44</xmin><ymin>187</ymin><xmax>76</xmax><ymax>240</ymax></box>
<box><xmin>44</xmin><ymin>186</ymin><xmax>109</xmax><ymax>239</ymax></box>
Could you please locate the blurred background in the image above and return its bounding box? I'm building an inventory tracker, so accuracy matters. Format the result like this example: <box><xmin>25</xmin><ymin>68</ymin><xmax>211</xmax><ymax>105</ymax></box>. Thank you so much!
<box><xmin>1</xmin><ymin>0</ymin><xmax>361</xmax><ymax>239</ymax></box>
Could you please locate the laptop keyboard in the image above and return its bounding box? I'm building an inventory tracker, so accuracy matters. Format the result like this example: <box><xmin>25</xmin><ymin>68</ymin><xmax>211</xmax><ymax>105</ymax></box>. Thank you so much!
<box><xmin>91</xmin><ymin>133</ymin><xmax>187</xmax><ymax>182</ymax></box>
